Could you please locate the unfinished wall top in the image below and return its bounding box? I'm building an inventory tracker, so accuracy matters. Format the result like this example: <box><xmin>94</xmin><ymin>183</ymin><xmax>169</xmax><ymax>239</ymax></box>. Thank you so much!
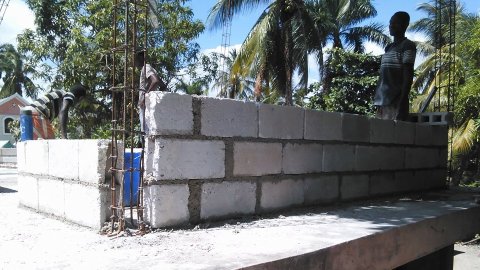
<box><xmin>145</xmin><ymin>92</ymin><xmax>447</xmax><ymax>146</ymax></box>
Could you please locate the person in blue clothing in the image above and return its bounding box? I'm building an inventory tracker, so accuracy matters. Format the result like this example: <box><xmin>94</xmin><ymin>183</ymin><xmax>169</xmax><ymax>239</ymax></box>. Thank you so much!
<box><xmin>374</xmin><ymin>11</ymin><xmax>416</xmax><ymax>121</ymax></box>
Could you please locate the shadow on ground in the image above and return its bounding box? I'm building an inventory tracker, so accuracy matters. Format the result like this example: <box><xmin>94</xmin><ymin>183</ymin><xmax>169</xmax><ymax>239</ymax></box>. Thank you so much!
<box><xmin>0</xmin><ymin>186</ymin><xmax>17</xmax><ymax>193</ymax></box>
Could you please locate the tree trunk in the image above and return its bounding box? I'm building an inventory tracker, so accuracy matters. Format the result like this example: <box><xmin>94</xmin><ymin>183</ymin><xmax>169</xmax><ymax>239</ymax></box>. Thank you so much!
<box><xmin>284</xmin><ymin>22</ymin><xmax>293</xmax><ymax>106</ymax></box>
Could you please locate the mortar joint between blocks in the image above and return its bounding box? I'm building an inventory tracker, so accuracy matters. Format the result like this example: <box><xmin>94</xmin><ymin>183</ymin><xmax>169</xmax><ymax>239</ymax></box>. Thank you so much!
<box><xmin>224</xmin><ymin>138</ymin><xmax>234</xmax><ymax>178</ymax></box>
<box><xmin>192</xmin><ymin>97</ymin><xmax>202</xmax><ymax>135</ymax></box>
<box><xmin>187</xmin><ymin>180</ymin><xmax>202</xmax><ymax>224</ymax></box>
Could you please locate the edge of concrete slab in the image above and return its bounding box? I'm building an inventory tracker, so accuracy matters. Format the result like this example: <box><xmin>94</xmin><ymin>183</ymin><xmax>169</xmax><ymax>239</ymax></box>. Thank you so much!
<box><xmin>239</xmin><ymin>199</ymin><xmax>480</xmax><ymax>270</ymax></box>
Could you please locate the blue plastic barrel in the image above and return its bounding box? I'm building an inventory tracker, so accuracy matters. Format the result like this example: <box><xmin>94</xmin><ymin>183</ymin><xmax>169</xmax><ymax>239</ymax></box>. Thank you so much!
<box><xmin>124</xmin><ymin>150</ymin><xmax>141</xmax><ymax>206</ymax></box>
<box><xmin>20</xmin><ymin>108</ymin><xmax>33</xmax><ymax>141</ymax></box>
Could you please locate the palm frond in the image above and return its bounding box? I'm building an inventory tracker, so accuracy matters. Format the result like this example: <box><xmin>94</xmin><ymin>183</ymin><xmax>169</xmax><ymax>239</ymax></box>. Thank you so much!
<box><xmin>207</xmin><ymin>0</ymin><xmax>271</xmax><ymax>30</ymax></box>
<box><xmin>452</xmin><ymin>119</ymin><xmax>479</xmax><ymax>155</ymax></box>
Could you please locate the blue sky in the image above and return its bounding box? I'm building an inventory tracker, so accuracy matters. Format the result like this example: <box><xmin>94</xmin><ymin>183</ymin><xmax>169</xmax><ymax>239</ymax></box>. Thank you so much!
<box><xmin>0</xmin><ymin>0</ymin><xmax>478</xmax><ymax>89</ymax></box>
<box><xmin>185</xmin><ymin>0</ymin><xmax>479</xmax><ymax>87</ymax></box>
<box><xmin>188</xmin><ymin>0</ymin><xmax>480</xmax><ymax>51</ymax></box>
<box><xmin>1</xmin><ymin>0</ymin><xmax>478</xmax><ymax>51</ymax></box>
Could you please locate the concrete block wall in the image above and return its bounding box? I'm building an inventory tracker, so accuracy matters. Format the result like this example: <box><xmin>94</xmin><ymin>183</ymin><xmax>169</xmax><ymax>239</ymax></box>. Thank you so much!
<box><xmin>143</xmin><ymin>92</ymin><xmax>448</xmax><ymax>228</ymax></box>
<box><xmin>0</xmin><ymin>148</ymin><xmax>17</xmax><ymax>163</ymax></box>
<box><xmin>17</xmin><ymin>139</ymin><xmax>117</xmax><ymax>230</ymax></box>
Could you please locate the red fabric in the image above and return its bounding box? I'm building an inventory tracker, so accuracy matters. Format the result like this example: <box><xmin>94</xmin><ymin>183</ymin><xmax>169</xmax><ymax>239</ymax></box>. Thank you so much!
<box><xmin>31</xmin><ymin>111</ymin><xmax>55</xmax><ymax>139</ymax></box>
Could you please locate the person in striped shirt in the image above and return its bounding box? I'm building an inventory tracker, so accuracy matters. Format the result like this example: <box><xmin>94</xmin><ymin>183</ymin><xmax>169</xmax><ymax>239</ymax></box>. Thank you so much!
<box><xmin>374</xmin><ymin>11</ymin><xmax>416</xmax><ymax>121</ymax></box>
<box><xmin>24</xmin><ymin>84</ymin><xmax>87</xmax><ymax>139</ymax></box>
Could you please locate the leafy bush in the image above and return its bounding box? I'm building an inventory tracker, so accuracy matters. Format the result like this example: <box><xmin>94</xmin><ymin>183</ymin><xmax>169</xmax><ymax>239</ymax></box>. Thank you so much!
<box><xmin>308</xmin><ymin>48</ymin><xmax>380</xmax><ymax>116</ymax></box>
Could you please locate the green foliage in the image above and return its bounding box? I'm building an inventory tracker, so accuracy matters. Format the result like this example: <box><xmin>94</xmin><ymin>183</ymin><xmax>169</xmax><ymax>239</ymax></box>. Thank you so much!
<box><xmin>147</xmin><ymin>0</ymin><xmax>205</xmax><ymax>86</ymax></box>
<box><xmin>307</xmin><ymin>48</ymin><xmax>380</xmax><ymax>115</ymax></box>
<box><xmin>210</xmin><ymin>0</ymin><xmax>321</xmax><ymax>105</ymax></box>
<box><xmin>455</xmin><ymin>16</ymin><xmax>480</xmax><ymax>125</ymax></box>
<box><xmin>7</xmin><ymin>119</ymin><xmax>20</xmax><ymax>142</ymax></box>
<box><xmin>0</xmin><ymin>44</ymin><xmax>40</xmax><ymax>98</ymax></box>
<box><xmin>448</xmin><ymin>16</ymin><xmax>480</xmax><ymax>181</ymax></box>
<box><xmin>17</xmin><ymin>0</ymin><xmax>204</xmax><ymax>138</ymax></box>
<box><xmin>176</xmin><ymin>52</ymin><xmax>220</xmax><ymax>96</ymax></box>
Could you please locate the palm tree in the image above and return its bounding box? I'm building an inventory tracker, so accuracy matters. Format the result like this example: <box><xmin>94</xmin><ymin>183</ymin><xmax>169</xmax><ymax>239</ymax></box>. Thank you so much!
<box><xmin>410</xmin><ymin>2</ymin><xmax>480</xmax><ymax>183</ymax></box>
<box><xmin>409</xmin><ymin>0</ymin><xmax>469</xmax><ymax>109</ymax></box>
<box><xmin>309</xmin><ymin>0</ymin><xmax>389</xmax><ymax>52</ymax></box>
<box><xmin>214</xmin><ymin>49</ymin><xmax>255</xmax><ymax>100</ymax></box>
<box><xmin>208</xmin><ymin>0</ymin><xmax>320</xmax><ymax>105</ymax></box>
<box><xmin>0</xmin><ymin>44</ymin><xmax>37</xmax><ymax>98</ymax></box>
<box><xmin>307</xmin><ymin>0</ymin><xmax>390</xmax><ymax>94</ymax></box>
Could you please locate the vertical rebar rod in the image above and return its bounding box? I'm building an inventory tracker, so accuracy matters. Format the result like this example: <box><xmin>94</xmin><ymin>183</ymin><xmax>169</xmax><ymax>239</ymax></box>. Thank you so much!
<box><xmin>436</xmin><ymin>0</ymin><xmax>442</xmax><ymax>111</ymax></box>
<box><xmin>137</xmin><ymin>0</ymin><xmax>148</xmax><ymax>231</ymax></box>
<box><xmin>110</xmin><ymin>0</ymin><xmax>119</xmax><ymax>233</ymax></box>
<box><xmin>128</xmin><ymin>0</ymin><xmax>139</xmax><ymax>226</ymax></box>
<box><xmin>110</xmin><ymin>0</ymin><xmax>148</xmax><ymax>233</ymax></box>
<box><xmin>447</xmin><ymin>0</ymin><xmax>457</xmax><ymax>183</ymax></box>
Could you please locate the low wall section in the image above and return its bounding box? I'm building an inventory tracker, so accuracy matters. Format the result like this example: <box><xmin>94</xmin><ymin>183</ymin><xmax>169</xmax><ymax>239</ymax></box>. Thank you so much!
<box><xmin>0</xmin><ymin>148</ymin><xmax>16</xmax><ymax>164</ymax></box>
<box><xmin>143</xmin><ymin>92</ymin><xmax>448</xmax><ymax>228</ymax></box>
<box><xmin>17</xmin><ymin>139</ymin><xmax>116</xmax><ymax>230</ymax></box>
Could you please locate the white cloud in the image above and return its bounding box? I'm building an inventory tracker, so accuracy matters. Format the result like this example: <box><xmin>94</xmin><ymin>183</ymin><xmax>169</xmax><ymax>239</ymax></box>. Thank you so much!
<box><xmin>0</xmin><ymin>0</ymin><xmax>35</xmax><ymax>45</ymax></box>
<box><xmin>364</xmin><ymin>41</ymin><xmax>384</xmax><ymax>56</ymax></box>
<box><xmin>406</xmin><ymin>31</ymin><xmax>428</xmax><ymax>43</ymax></box>
<box><xmin>201</xmin><ymin>44</ymin><xmax>241</xmax><ymax>56</ymax></box>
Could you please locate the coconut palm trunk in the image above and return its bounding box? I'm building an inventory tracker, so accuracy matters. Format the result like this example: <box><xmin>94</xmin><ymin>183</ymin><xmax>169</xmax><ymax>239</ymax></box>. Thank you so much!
<box><xmin>283</xmin><ymin>18</ymin><xmax>294</xmax><ymax>105</ymax></box>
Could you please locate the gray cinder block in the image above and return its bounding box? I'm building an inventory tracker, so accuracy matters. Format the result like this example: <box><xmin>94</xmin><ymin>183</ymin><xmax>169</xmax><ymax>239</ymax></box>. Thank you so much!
<box><xmin>144</xmin><ymin>184</ymin><xmax>190</xmax><ymax>228</ymax></box>
<box><xmin>415</xmin><ymin>124</ymin><xmax>433</xmax><ymax>146</ymax></box>
<box><xmin>283</xmin><ymin>143</ymin><xmax>323</xmax><ymax>174</ymax></box>
<box><xmin>260</xmin><ymin>179</ymin><xmax>304</xmax><ymax>210</ymax></box>
<box><xmin>369</xmin><ymin>172</ymin><xmax>397</xmax><ymax>195</ymax></box>
<box><xmin>342</xmin><ymin>114</ymin><xmax>370</xmax><ymax>142</ymax></box>
<box><xmin>233</xmin><ymin>142</ymin><xmax>282</xmax><ymax>176</ymax></box>
<box><xmin>38</xmin><ymin>178</ymin><xmax>65</xmax><ymax>218</ymax></box>
<box><xmin>394</xmin><ymin>121</ymin><xmax>416</xmax><ymax>145</ymax></box>
<box><xmin>48</xmin><ymin>140</ymin><xmax>79</xmax><ymax>180</ymax></box>
<box><xmin>395</xmin><ymin>171</ymin><xmax>418</xmax><ymax>192</ymax></box>
<box><xmin>145</xmin><ymin>92</ymin><xmax>193</xmax><ymax>135</ymax></box>
<box><xmin>323</xmin><ymin>144</ymin><xmax>355</xmax><ymax>172</ymax></box>
<box><xmin>78</xmin><ymin>140</ymin><xmax>117</xmax><ymax>184</ymax></box>
<box><xmin>370</xmin><ymin>118</ymin><xmax>395</xmax><ymax>144</ymax></box>
<box><xmin>64</xmin><ymin>182</ymin><xmax>109</xmax><ymax>230</ymax></box>
<box><xmin>432</xmin><ymin>125</ymin><xmax>448</xmax><ymax>146</ymax></box>
<box><xmin>259</xmin><ymin>104</ymin><xmax>304</xmax><ymax>139</ymax></box>
<box><xmin>148</xmin><ymin>138</ymin><xmax>225</xmax><ymax>180</ymax></box>
<box><xmin>304</xmin><ymin>109</ymin><xmax>342</xmax><ymax>141</ymax></box>
<box><xmin>355</xmin><ymin>146</ymin><xmax>404</xmax><ymax>171</ymax></box>
<box><xmin>405</xmin><ymin>147</ymin><xmax>439</xmax><ymax>169</ymax></box>
<box><xmin>17</xmin><ymin>175</ymin><xmax>38</xmax><ymax>209</ymax></box>
<box><xmin>304</xmin><ymin>175</ymin><xmax>339</xmax><ymax>204</ymax></box>
<box><xmin>24</xmin><ymin>140</ymin><xmax>49</xmax><ymax>175</ymax></box>
<box><xmin>341</xmin><ymin>174</ymin><xmax>369</xmax><ymax>200</ymax></box>
<box><xmin>200</xmin><ymin>97</ymin><xmax>258</xmax><ymax>137</ymax></box>
<box><xmin>200</xmin><ymin>181</ymin><xmax>256</xmax><ymax>219</ymax></box>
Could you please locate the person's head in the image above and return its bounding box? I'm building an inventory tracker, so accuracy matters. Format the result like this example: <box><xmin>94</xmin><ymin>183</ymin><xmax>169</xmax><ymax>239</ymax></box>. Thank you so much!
<box><xmin>70</xmin><ymin>84</ymin><xmax>87</xmax><ymax>101</ymax></box>
<box><xmin>135</xmin><ymin>50</ymin><xmax>145</xmax><ymax>69</ymax></box>
<box><xmin>389</xmin><ymin>11</ymin><xmax>410</xmax><ymax>37</ymax></box>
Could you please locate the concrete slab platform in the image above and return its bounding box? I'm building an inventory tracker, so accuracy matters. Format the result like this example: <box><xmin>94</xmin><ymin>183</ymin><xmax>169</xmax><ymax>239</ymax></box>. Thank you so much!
<box><xmin>3</xmin><ymin>164</ymin><xmax>480</xmax><ymax>270</ymax></box>
<box><xmin>192</xmin><ymin>191</ymin><xmax>480</xmax><ymax>270</ymax></box>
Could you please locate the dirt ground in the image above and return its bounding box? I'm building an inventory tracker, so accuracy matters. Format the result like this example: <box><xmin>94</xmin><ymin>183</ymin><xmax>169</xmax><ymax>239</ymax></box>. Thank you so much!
<box><xmin>1</xmin><ymin>167</ymin><xmax>479</xmax><ymax>269</ymax></box>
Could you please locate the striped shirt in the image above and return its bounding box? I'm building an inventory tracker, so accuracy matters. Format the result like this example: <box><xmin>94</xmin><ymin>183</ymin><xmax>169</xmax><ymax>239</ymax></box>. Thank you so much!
<box><xmin>374</xmin><ymin>38</ymin><xmax>416</xmax><ymax>106</ymax></box>
<box><xmin>30</xmin><ymin>90</ymin><xmax>75</xmax><ymax>121</ymax></box>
